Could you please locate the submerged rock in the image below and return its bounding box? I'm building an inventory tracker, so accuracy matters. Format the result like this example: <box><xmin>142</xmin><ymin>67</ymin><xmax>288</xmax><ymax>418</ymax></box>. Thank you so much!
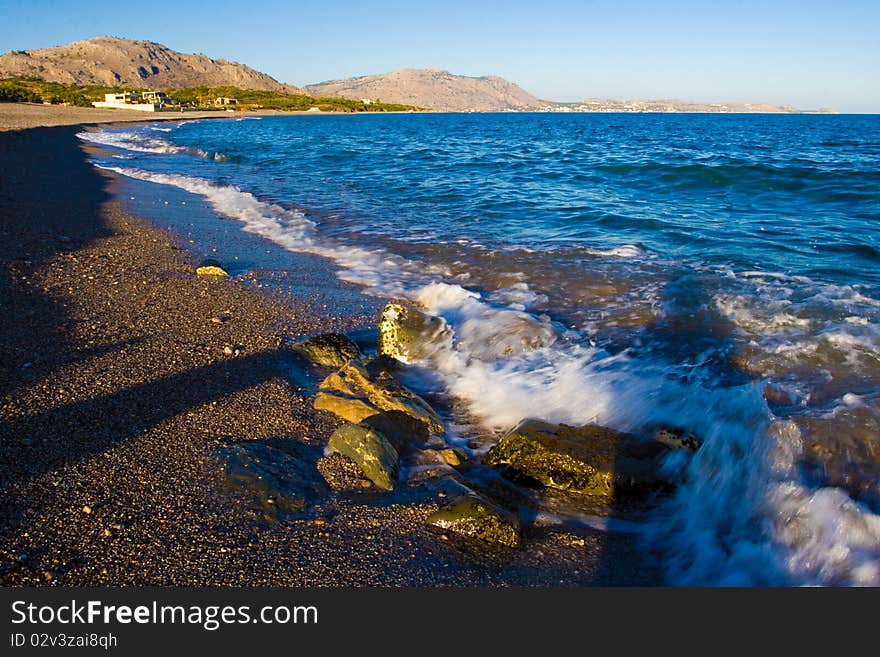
<box><xmin>318</xmin><ymin>362</ymin><xmax>444</xmax><ymax>435</ymax></box>
<box><xmin>292</xmin><ymin>333</ymin><xmax>362</xmax><ymax>369</ymax></box>
<box><xmin>327</xmin><ymin>423</ymin><xmax>400</xmax><ymax>491</ymax></box>
<box><xmin>378</xmin><ymin>303</ymin><xmax>452</xmax><ymax>363</ymax></box>
<box><xmin>485</xmin><ymin>419</ymin><xmax>684</xmax><ymax>497</ymax></box>
<box><xmin>215</xmin><ymin>442</ymin><xmax>326</xmax><ymax>520</ymax></box>
<box><xmin>196</xmin><ymin>259</ymin><xmax>229</xmax><ymax>278</ymax></box>
<box><xmin>427</xmin><ymin>492</ymin><xmax>521</xmax><ymax>548</ymax></box>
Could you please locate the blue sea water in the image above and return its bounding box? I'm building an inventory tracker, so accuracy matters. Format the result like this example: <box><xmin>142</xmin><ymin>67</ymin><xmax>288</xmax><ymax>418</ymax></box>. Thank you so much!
<box><xmin>80</xmin><ymin>113</ymin><xmax>880</xmax><ymax>585</ymax></box>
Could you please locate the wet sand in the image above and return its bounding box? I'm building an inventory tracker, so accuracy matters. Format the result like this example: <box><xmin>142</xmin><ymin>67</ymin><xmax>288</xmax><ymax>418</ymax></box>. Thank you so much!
<box><xmin>0</xmin><ymin>111</ymin><xmax>660</xmax><ymax>585</ymax></box>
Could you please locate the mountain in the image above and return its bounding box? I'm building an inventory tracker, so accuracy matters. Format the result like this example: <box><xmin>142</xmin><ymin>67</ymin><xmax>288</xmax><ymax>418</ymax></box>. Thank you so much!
<box><xmin>0</xmin><ymin>37</ymin><xmax>302</xmax><ymax>92</ymax></box>
<box><xmin>305</xmin><ymin>69</ymin><xmax>546</xmax><ymax>112</ymax></box>
<box><xmin>550</xmin><ymin>98</ymin><xmax>820</xmax><ymax>113</ymax></box>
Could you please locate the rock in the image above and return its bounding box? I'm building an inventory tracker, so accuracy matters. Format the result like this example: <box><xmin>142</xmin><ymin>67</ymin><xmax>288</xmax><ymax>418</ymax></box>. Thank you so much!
<box><xmin>82</xmin><ymin>505</ymin><xmax>92</xmax><ymax>515</ymax></box>
<box><xmin>426</xmin><ymin>435</ymin><xmax>447</xmax><ymax>449</ymax></box>
<box><xmin>215</xmin><ymin>442</ymin><xmax>326</xmax><ymax>520</ymax></box>
<box><xmin>427</xmin><ymin>493</ymin><xmax>521</xmax><ymax>548</ymax></box>
<box><xmin>653</xmin><ymin>427</ymin><xmax>702</xmax><ymax>451</ymax></box>
<box><xmin>314</xmin><ymin>392</ymin><xmax>380</xmax><ymax>424</ymax></box>
<box><xmin>427</xmin><ymin>475</ymin><xmax>473</xmax><ymax>499</ymax></box>
<box><xmin>485</xmin><ymin>419</ymin><xmax>683</xmax><ymax>497</ymax></box>
<box><xmin>360</xmin><ymin>410</ymin><xmax>430</xmax><ymax>451</ymax></box>
<box><xmin>439</xmin><ymin>447</ymin><xmax>467</xmax><ymax>467</ymax></box>
<box><xmin>458</xmin><ymin>310</ymin><xmax>558</xmax><ymax>361</ymax></box>
<box><xmin>318</xmin><ymin>363</ymin><xmax>444</xmax><ymax>435</ymax></box>
<box><xmin>222</xmin><ymin>344</ymin><xmax>244</xmax><ymax>357</ymax></box>
<box><xmin>327</xmin><ymin>423</ymin><xmax>400</xmax><ymax>491</ymax></box>
<box><xmin>196</xmin><ymin>259</ymin><xmax>229</xmax><ymax>278</ymax></box>
<box><xmin>378</xmin><ymin>303</ymin><xmax>452</xmax><ymax>363</ymax></box>
<box><xmin>291</xmin><ymin>333</ymin><xmax>362</xmax><ymax>369</ymax></box>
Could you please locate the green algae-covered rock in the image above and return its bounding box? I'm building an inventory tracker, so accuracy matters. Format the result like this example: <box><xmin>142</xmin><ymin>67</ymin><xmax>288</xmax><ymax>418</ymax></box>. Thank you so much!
<box><xmin>485</xmin><ymin>419</ymin><xmax>675</xmax><ymax>496</ymax></box>
<box><xmin>378</xmin><ymin>303</ymin><xmax>452</xmax><ymax>364</ymax></box>
<box><xmin>327</xmin><ymin>423</ymin><xmax>400</xmax><ymax>491</ymax></box>
<box><xmin>292</xmin><ymin>333</ymin><xmax>362</xmax><ymax>369</ymax></box>
<box><xmin>428</xmin><ymin>493</ymin><xmax>521</xmax><ymax>548</ymax></box>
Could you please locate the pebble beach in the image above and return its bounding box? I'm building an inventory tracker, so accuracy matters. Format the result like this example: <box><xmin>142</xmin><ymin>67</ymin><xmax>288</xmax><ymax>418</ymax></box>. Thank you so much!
<box><xmin>0</xmin><ymin>104</ymin><xmax>658</xmax><ymax>586</ymax></box>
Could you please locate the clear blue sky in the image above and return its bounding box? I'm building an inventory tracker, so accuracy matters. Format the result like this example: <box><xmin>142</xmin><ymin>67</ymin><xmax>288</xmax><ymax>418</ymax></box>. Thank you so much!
<box><xmin>1</xmin><ymin>0</ymin><xmax>878</xmax><ymax>112</ymax></box>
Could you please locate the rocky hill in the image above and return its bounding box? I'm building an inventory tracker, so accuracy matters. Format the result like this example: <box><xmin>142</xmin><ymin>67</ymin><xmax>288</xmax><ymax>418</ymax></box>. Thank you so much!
<box><xmin>0</xmin><ymin>37</ymin><xmax>302</xmax><ymax>92</ymax></box>
<box><xmin>553</xmin><ymin>98</ymin><xmax>816</xmax><ymax>113</ymax></box>
<box><xmin>305</xmin><ymin>69</ymin><xmax>546</xmax><ymax>112</ymax></box>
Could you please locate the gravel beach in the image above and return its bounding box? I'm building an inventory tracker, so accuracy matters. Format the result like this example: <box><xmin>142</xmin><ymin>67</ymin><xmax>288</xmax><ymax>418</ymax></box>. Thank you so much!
<box><xmin>0</xmin><ymin>105</ymin><xmax>660</xmax><ymax>586</ymax></box>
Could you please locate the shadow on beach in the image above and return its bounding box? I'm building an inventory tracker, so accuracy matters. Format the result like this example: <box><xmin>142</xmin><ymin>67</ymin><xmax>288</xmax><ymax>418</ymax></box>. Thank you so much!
<box><xmin>0</xmin><ymin>125</ymin><xmax>666</xmax><ymax>586</ymax></box>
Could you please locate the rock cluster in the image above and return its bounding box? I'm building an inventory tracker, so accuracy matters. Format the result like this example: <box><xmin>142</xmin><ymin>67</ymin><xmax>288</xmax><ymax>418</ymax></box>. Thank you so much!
<box><xmin>297</xmin><ymin>302</ymin><xmax>700</xmax><ymax>549</ymax></box>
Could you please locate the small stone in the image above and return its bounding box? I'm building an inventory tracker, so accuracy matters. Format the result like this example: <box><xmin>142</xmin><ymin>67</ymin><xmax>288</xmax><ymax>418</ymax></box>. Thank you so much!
<box><xmin>359</xmin><ymin>479</ymin><xmax>373</xmax><ymax>488</ymax></box>
<box><xmin>313</xmin><ymin>519</ymin><xmax>326</xmax><ymax>526</ymax></box>
<box><xmin>41</xmin><ymin>571</ymin><xmax>54</xmax><ymax>582</ymax></box>
<box><xmin>196</xmin><ymin>259</ymin><xmax>229</xmax><ymax>278</ymax></box>
<box><xmin>103</xmin><ymin>528</ymin><xmax>112</xmax><ymax>537</ymax></box>
<box><xmin>82</xmin><ymin>505</ymin><xmax>92</xmax><ymax>515</ymax></box>
<box><xmin>223</xmin><ymin>346</ymin><xmax>234</xmax><ymax>356</ymax></box>
<box><xmin>439</xmin><ymin>448</ymin><xmax>467</xmax><ymax>467</ymax></box>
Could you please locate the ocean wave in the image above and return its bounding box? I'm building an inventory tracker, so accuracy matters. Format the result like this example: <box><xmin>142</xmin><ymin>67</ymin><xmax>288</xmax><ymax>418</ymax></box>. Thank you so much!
<box><xmin>78</xmin><ymin>127</ymin><xmax>226</xmax><ymax>162</ymax></box>
<box><xmin>78</xmin><ymin>129</ymin><xmax>187</xmax><ymax>155</ymax></box>
<box><xmin>95</xmin><ymin>154</ymin><xmax>880</xmax><ymax>586</ymax></box>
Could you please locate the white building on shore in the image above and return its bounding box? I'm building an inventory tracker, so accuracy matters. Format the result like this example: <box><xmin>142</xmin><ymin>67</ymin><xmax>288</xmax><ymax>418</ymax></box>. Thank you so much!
<box><xmin>92</xmin><ymin>91</ymin><xmax>174</xmax><ymax>112</ymax></box>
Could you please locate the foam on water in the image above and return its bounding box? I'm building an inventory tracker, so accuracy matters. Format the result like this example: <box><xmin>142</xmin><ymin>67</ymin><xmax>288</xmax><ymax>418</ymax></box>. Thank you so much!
<box><xmin>82</xmin><ymin>122</ymin><xmax>880</xmax><ymax>586</ymax></box>
<box><xmin>79</xmin><ymin>129</ymin><xmax>187</xmax><ymax>154</ymax></box>
<box><xmin>78</xmin><ymin>128</ymin><xmax>225</xmax><ymax>161</ymax></box>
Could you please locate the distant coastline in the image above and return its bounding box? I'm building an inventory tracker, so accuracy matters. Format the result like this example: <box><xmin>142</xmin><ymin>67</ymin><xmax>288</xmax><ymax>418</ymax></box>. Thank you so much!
<box><xmin>1</xmin><ymin>37</ymin><xmax>834</xmax><ymax>114</ymax></box>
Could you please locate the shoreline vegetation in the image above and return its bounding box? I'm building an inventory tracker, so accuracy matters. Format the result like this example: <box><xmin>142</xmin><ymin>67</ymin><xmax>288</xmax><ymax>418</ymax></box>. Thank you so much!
<box><xmin>0</xmin><ymin>76</ymin><xmax>423</xmax><ymax>113</ymax></box>
<box><xmin>0</xmin><ymin>108</ymin><xmax>662</xmax><ymax>585</ymax></box>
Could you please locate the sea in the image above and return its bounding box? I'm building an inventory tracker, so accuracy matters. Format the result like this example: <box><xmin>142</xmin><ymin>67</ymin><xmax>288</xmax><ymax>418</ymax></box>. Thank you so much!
<box><xmin>79</xmin><ymin>112</ymin><xmax>880</xmax><ymax>585</ymax></box>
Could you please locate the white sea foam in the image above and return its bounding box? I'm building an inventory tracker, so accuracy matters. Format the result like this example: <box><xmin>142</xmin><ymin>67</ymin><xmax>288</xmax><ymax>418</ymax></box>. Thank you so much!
<box><xmin>94</xmin><ymin>157</ymin><xmax>880</xmax><ymax>586</ymax></box>
<box><xmin>78</xmin><ymin>129</ymin><xmax>187</xmax><ymax>154</ymax></box>
<box><xmin>583</xmin><ymin>244</ymin><xmax>642</xmax><ymax>258</ymax></box>
<box><xmin>78</xmin><ymin>128</ymin><xmax>223</xmax><ymax>161</ymax></box>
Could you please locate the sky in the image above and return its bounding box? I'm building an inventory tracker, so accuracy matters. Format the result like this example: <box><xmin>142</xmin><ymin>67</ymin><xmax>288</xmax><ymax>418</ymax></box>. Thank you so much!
<box><xmin>0</xmin><ymin>0</ymin><xmax>878</xmax><ymax>112</ymax></box>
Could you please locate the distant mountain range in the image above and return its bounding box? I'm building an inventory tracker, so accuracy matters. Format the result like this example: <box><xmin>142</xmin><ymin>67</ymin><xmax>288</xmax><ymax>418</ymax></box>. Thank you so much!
<box><xmin>0</xmin><ymin>37</ymin><xmax>302</xmax><ymax>93</ymax></box>
<box><xmin>0</xmin><ymin>37</ymin><xmax>829</xmax><ymax>113</ymax></box>
<box><xmin>305</xmin><ymin>68</ymin><xmax>545</xmax><ymax>112</ymax></box>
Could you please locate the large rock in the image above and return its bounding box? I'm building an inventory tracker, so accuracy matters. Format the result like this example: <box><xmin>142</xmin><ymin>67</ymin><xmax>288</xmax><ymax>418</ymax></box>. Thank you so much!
<box><xmin>291</xmin><ymin>333</ymin><xmax>362</xmax><ymax>369</ymax></box>
<box><xmin>485</xmin><ymin>419</ymin><xmax>682</xmax><ymax>497</ymax></box>
<box><xmin>427</xmin><ymin>492</ymin><xmax>521</xmax><ymax>548</ymax></box>
<box><xmin>214</xmin><ymin>442</ymin><xmax>326</xmax><ymax>521</ymax></box>
<box><xmin>378</xmin><ymin>303</ymin><xmax>452</xmax><ymax>363</ymax></box>
<box><xmin>318</xmin><ymin>362</ymin><xmax>444</xmax><ymax>435</ymax></box>
<box><xmin>327</xmin><ymin>423</ymin><xmax>400</xmax><ymax>491</ymax></box>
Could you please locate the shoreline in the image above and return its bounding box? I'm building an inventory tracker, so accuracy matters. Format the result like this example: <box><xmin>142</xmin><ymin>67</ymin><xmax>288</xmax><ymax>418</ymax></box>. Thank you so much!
<box><xmin>0</xmin><ymin>103</ymin><xmax>421</xmax><ymax>133</ymax></box>
<box><xmin>0</xmin><ymin>119</ymin><xmax>661</xmax><ymax>586</ymax></box>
